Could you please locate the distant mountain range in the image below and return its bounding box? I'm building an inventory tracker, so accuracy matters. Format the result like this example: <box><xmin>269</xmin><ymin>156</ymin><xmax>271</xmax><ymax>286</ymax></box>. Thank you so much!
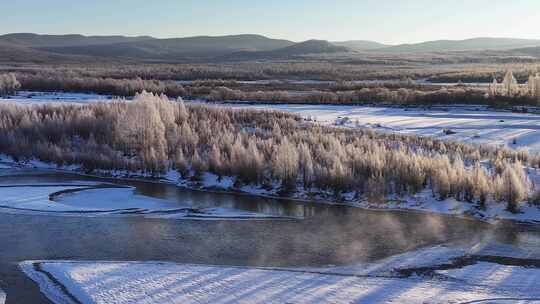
<box><xmin>2</xmin><ymin>33</ymin><xmax>540</xmax><ymax>63</ymax></box>
<box><xmin>377</xmin><ymin>37</ymin><xmax>540</xmax><ymax>53</ymax></box>
<box><xmin>0</xmin><ymin>33</ymin><xmax>351</xmax><ymax>62</ymax></box>
<box><xmin>0</xmin><ymin>33</ymin><xmax>154</xmax><ymax>47</ymax></box>
<box><xmin>35</xmin><ymin>34</ymin><xmax>296</xmax><ymax>61</ymax></box>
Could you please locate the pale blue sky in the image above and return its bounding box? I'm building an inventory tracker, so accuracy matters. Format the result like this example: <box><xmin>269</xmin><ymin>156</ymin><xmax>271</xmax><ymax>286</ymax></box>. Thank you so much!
<box><xmin>2</xmin><ymin>0</ymin><xmax>539</xmax><ymax>44</ymax></box>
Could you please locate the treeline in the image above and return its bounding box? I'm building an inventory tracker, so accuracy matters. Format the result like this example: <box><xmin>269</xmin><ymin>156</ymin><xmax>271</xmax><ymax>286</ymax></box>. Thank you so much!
<box><xmin>0</xmin><ymin>92</ymin><xmax>536</xmax><ymax>212</ymax></box>
<box><xmin>428</xmin><ymin>68</ymin><xmax>540</xmax><ymax>84</ymax></box>
<box><xmin>6</xmin><ymin>61</ymin><xmax>540</xmax><ymax>83</ymax></box>
<box><xmin>0</xmin><ymin>73</ymin><xmax>20</xmax><ymax>96</ymax></box>
<box><xmin>9</xmin><ymin>62</ymin><xmax>359</xmax><ymax>81</ymax></box>
<box><xmin>208</xmin><ymin>86</ymin><xmax>540</xmax><ymax>106</ymax></box>
<box><xmin>8</xmin><ymin>72</ymin><xmax>540</xmax><ymax>106</ymax></box>
<box><xmin>18</xmin><ymin>74</ymin><xmax>186</xmax><ymax>97</ymax></box>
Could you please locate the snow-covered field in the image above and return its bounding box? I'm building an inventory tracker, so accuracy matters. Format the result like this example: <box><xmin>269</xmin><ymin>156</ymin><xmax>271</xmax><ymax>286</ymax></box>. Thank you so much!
<box><xmin>0</xmin><ymin>289</ymin><xmax>4</xmax><ymax>304</ymax></box>
<box><xmin>21</xmin><ymin>255</ymin><xmax>540</xmax><ymax>304</ymax></box>
<box><xmin>0</xmin><ymin>91</ymin><xmax>112</xmax><ymax>104</ymax></box>
<box><xmin>222</xmin><ymin>104</ymin><xmax>540</xmax><ymax>153</ymax></box>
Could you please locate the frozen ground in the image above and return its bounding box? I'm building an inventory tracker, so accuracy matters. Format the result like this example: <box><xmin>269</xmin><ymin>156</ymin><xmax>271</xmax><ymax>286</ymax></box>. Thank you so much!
<box><xmin>21</xmin><ymin>255</ymin><xmax>540</xmax><ymax>304</ymax></box>
<box><xmin>0</xmin><ymin>91</ymin><xmax>112</xmax><ymax>104</ymax></box>
<box><xmin>221</xmin><ymin>104</ymin><xmax>540</xmax><ymax>153</ymax></box>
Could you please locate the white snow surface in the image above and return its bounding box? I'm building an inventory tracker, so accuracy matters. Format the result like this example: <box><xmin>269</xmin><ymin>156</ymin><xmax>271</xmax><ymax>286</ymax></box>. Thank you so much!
<box><xmin>0</xmin><ymin>91</ymin><xmax>111</xmax><ymax>104</ymax></box>
<box><xmin>21</xmin><ymin>259</ymin><xmax>540</xmax><ymax>304</ymax></box>
<box><xmin>437</xmin><ymin>262</ymin><xmax>540</xmax><ymax>293</ymax></box>
<box><xmin>0</xmin><ymin>289</ymin><xmax>4</xmax><ymax>304</ymax></box>
<box><xmin>221</xmin><ymin>103</ymin><xmax>540</xmax><ymax>153</ymax></box>
<box><xmin>0</xmin><ymin>185</ymin><xmax>167</xmax><ymax>215</ymax></box>
<box><xmin>0</xmin><ymin>163</ymin><xmax>12</xmax><ymax>169</ymax></box>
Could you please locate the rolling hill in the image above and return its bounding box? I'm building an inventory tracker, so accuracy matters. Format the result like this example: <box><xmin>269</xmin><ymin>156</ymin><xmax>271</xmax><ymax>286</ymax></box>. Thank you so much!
<box><xmin>377</xmin><ymin>37</ymin><xmax>540</xmax><ymax>53</ymax></box>
<box><xmin>0</xmin><ymin>33</ymin><xmax>348</xmax><ymax>62</ymax></box>
<box><xmin>35</xmin><ymin>34</ymin><xmax>296</xmax><ymax>61</ymax></box>
<box><xmin>0</xmin><ymin>33</ymin><xmax>155</xmax><ymax>47</ymax></box>
<box><xmin>332</xmin><ymin>40</ymin><xmax>388</xmax><ymax>51</ymax></box>
<box><xmin>223</xmin><ymin>40</ymin><xmax>349</xmax><ymax>60</ymax></box>
<box><xmin>510</xmin><ymin>46</ymin><xmax>540</xmax><ymax>57</ymax></box>
<box><xmin>0</xmin><ymin>40</ymin><xmax>98</xmax><ymax>63</ymax></box>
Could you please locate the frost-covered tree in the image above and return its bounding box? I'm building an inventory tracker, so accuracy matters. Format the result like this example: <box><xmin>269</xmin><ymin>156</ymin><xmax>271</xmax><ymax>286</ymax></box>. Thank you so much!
<box><xmin>0</xmin><ymin>73</ymin><xmax>21</xmax><ymax>96</ymax></box>
<box><xmin>0</xmin><ymin>92</ymin><xmax>534</xmax><ymax>205</ymax></box>
<box><xmin>272</xmin><ymin>137</ymin><xmax>299</xmax><ymax>189</ymax></box>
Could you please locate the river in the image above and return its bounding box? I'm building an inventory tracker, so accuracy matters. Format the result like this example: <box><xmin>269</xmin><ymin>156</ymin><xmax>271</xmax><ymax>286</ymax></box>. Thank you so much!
<box><xmin>1</xmin><ymin>168</ymin><xmax>540</xmax><ymax>303</ymax></box>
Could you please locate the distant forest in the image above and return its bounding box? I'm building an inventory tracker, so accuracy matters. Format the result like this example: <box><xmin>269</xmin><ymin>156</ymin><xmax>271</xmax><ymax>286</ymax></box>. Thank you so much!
<box><xmin>5</xmin><ymin>69</ymin><xmax>540</xmax><ymax>106</ymax></box>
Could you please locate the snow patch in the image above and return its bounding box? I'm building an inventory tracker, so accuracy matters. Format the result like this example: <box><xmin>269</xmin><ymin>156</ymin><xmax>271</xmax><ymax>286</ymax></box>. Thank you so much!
<box><xmin>0</xmin><ymin>184</ymin><xmax>285</xmax><ymax>220</ymax></box>
<box><xmin>221</xmin><ymin>104</ymin><xmax>540</xmax><ymax>153</ymax></box>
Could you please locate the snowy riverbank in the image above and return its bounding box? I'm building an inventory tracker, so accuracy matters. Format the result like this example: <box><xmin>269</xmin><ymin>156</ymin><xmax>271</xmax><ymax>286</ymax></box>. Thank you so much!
<box><xmin>20</xmin><ymin>244</ymin><xmax>540</xmax><ymax>304</ymax></box>
<box><xmin>2</xmin><ymin>156</ymin><xmax>540</xmax><ymax>225</ymax></box>
<box><xmin>0</xmin><ymin>163</ymin><xmax>292</xmax><ymax>220</ymax></box>
<box><xmin>174</xmin><ymin>170</ymin><xmax>540</xmax><ymax>225</ymax></box>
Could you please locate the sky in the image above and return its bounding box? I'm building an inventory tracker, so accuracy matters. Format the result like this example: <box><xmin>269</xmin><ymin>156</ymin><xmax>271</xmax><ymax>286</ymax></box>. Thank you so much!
<box><xmin>2</xmin><ymin>0</ymin><xmax>540</xmax><ymax>44</ymax></box>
